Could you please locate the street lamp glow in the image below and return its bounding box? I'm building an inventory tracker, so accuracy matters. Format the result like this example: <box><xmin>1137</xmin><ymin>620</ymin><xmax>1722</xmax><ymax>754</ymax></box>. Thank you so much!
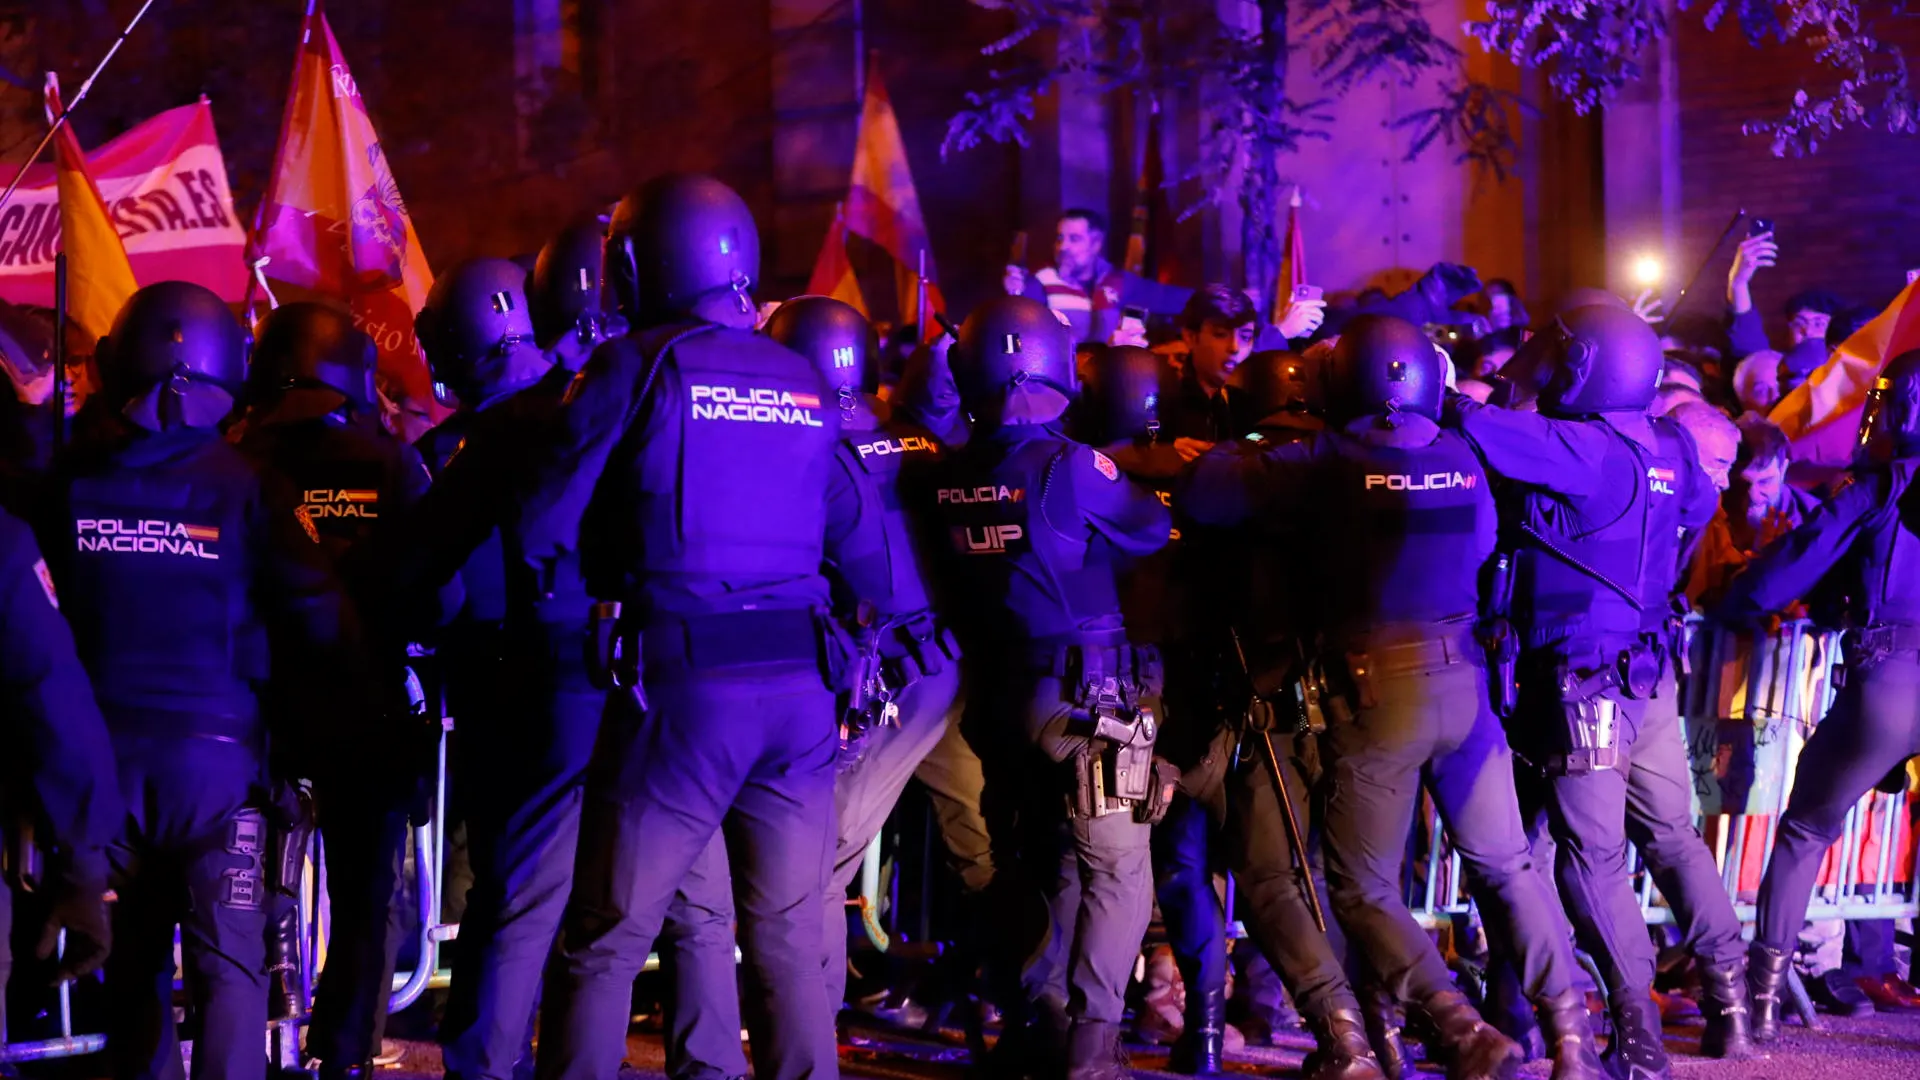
<box><xmin>1631</xmin><ymin>254</ymin><xmax>1665</xmax><ymax>289</ymax></box>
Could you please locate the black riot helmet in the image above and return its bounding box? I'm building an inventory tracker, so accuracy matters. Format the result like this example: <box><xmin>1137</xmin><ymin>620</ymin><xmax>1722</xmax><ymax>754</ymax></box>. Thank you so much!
<box><xmin>605</xmin><ymin>173</ymin><xmax>759</xmax><ymax>327</ymax></box>
<box><xmin>415</xmin><ymin>257</ymin><xmax>543</xmax><ymax>408</ymax></box>
<box><xmin>762</xmin><ymin>296</ymin><xmax>878</xmax><ymax>407</ymax></box>
<box><xmin>951</xmin><ymin>295</ymin><xmax>1076</xmax><ymax>418</ymax></box>
<box><xmin>1553</xmin><ymin>286</ymin><xmax>1629</xmax><ymax>316</ymax></box>
<box><xmin>1236</xmin><ymin>348</ymin><xmax>1324</xmax><ymax>422</ymax></box>
<box><xmin>1857</xmin><ymin>349</ymin><xmax>1920</xmax><ymax>461</ymax></box>
<box><xmin>529</xmin><ymin>220</ymin><xmax>611</xmax><ymax>346</ymax></box>
<box><xmin>249</xmin><ymin>302</ymin><xmax>378</xmax><ymax>419</ymax></box>
<box><xmin>1324</xmin><ymin>314</ymin><xmax>1443</xmax><ymax>423</ymax></box>
<box><xmin>1080</xmin><ymin>345</ymin><xmax>1168</xmax><ymax>445</ymax></box>
<box><xmin>1517</xmin><ymin>304</ymin><xmax>1663</xmax><ymax>417</ymax></box>
<box><xmin>100</xmin><ymin>280</ymin><xmax>249</xmax><ymax>431</ymax></box>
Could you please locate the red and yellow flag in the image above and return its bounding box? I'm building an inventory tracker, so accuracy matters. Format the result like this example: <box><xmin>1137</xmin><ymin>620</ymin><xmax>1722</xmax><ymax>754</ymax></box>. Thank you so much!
<box><xmin>1769</xmin><ymin>279</ymin><xmax>1920</xmax><ymax>469</ymax></box>
<box><xmin>843</xmin><ymin>58</ymin><xmax>943</xmax><ymax>331</ymax></box>
<box><xmin>805</xmin><ymin>203</ymin><xmax>868</xmax><ymax>315</ymax></box>
<box><xmin>46</xmin><ymin>75</ymin><xmax>137</xmax><ymax>342</ymax></box>
<box><xmin>250</xmin><ymin>1</ymin><xmax>434</xmax><ymax>409</ymax></box>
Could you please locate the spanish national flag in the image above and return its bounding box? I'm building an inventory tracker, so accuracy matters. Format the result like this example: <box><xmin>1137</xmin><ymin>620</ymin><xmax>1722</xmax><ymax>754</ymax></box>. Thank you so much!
<box><xmin>842</xmin><ymin>58</ymin><xmax>944</xmax><ymax>330</ymax></box>
<box><xmin>46</xmin><ymin>74</ymin><xmax>138</xmax><ymax>343</ymax></box>
<box><xmin>805</xmin><ymin>203</ymin><xmax>868</xmax><ymax>315</ymax></box>
<box><xmin>1769</xmin><ymin>280</ymin><xmax>1920</xmax><ymax>470</ymax></box>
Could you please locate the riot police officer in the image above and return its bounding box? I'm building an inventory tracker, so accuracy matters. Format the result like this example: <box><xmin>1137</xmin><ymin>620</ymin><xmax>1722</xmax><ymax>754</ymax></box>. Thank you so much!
<box><xmin>0</xmin><ymin>504</ymin><xmax>120</xmax><ymax>1039</ymax></box>
<box><xmin>762</xmin><ymin>295</ymin><xmax>965</xmax><ymax>1020</ymax></box>
<box><xmin>528</xmin><ymin>220</ymin><xmax>627</xmax><ymax>371</ymax></box>
<box><xmin>408</xmin><ymin>258</ymin><xmax>746</xmax><ymax>1080</ymax></box>
<box><xmin>447</xmin><ymin>174</ymin><xmax>842</xmax><ymax>1080</ymax></box>
<box><xmin>1077</xmin><ymin>343</ymin><xmax>1237</xmax><ymax>1075</ymax></box>
<box><xmin>238</xmin><ymin>301</ymin><xmax>439</xmax><ymax>1080</ymax></box>
<box><xmin>932</xmin><ymin>295</ymin><xmax>1174</xmax><ymax>1079</ymax></box>
<box><xmin>1448</xmin><ymin>305</ymin><xmax>1715</xmax><ymax>1080</ymax></box>
<box><xmin>1180</xmin><ymin>315</ymin><xmax>1598</xmax><ymax>1080</ymax></box>
<box><xmin>44</xmin><ymin>281</ymin><xmax>365</xmax><ymax>1080</ymax></box>
<box><xmin>1717</xmin><ymin>348</ymin><xmax>1920</xmax><ymax>1040</ymax></box>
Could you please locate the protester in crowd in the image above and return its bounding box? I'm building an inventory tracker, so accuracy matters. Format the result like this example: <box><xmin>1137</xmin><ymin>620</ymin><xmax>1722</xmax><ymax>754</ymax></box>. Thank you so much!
<box><xmin>1732</xmin><ymin>351</ymin><xmax>1784</xmax><ymax>415</ymax></box>
<box><xmin>1726</xmin><ymin>225</ymin><xmax>1844</xmax><ymax>362</ymax></box>
<box><xmin>1482</xmin><ymin>278</ymin><xmax>1529</xmax><ymax>330</ymax></box>
<box><xmin>1003</xmin><ymin>208</ymin><xmax>1195</xmax><ymax>344</ymax></box>
<box><xmin>1684</xmin><ymin>414</ymin><xmax>1817</xmax><ymax>608</ymax></box>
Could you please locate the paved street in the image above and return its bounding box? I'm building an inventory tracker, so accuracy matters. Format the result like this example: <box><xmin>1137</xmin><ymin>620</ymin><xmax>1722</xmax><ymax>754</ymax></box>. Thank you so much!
<box><xmin>372</xmin><ymin>1006</ymin><xmax>1920</xmax><ymax>1079</ymax></box>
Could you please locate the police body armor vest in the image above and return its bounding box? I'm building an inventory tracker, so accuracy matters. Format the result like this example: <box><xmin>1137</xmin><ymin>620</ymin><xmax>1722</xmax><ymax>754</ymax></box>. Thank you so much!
<box><xmin>938</xmin><ymin>427</ymin><xmax>1126</xmax><ymax>650</ymax></box>
<box><xmin>1635</xmin><ymin>416</ymin><xmax>1697</xmax><ymax>630</ymax></box>
<box><xmin>600</xmin><ymin>325</ymin><xmax>837</xmax><ymax>617</ymax></box>
<box><xmin>835</xmin><ymin>409</ymin><xmax>944</xmax><ymax>618</ymax></box>
<box><xmin>1319</xmin><ymin>426</ymin><xmax>1493</xmax><ymax>646</ymax></box>
<box><xmin>243</xmin><ymin>415</ymin><xmax>402</xmax><ymax>573</ymax></box>
<box><xmin>59</xmin><ymin>428</ymin><xmax>267</xmax><ymax>726</ymax></box>
<box><xmin>1513</xmin><ymin>422</ymin><xmax>1656</xmax><ymax>655</ymax></box>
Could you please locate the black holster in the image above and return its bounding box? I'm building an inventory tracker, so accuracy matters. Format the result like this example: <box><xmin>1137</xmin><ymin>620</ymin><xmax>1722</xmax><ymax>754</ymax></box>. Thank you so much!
<box><xmin>1067</xmin><ymin>674</ymin><xmax>1160</xmax><ymax>821</ymax></box>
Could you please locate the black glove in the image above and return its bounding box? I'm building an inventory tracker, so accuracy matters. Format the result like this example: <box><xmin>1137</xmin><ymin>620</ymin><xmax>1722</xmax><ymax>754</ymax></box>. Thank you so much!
<box><xmin>38</xmin><ymin>869</ymin><xmax>111</xmax><ymax>981</ymax></box>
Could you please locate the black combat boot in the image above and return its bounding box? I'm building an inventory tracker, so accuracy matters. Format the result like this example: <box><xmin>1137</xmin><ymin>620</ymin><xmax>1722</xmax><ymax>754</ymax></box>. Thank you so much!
<box><xmin>1534</xmin><ymin>987</ymin><xmax>1602</xmax><ymax>1080</ymax></box>
<box><xmin>1697</xmin><ymin>957</ymin><xmax>1756</xmax><ymax>1060</ymax></box>
<box><xmin>1362</xmin><ymin>985</ymin><xmax>1409</xmax><ymax>1080</ymax></box>
<box><xmin>1064</xmin><ymin>1019</ymin><xmax>1131</xmax><ymax>1080</ymax></box>
<box><xmin>1747</xmin><ymin>942</ymin><xmax>1791</xmax><ymax>1043</ymax></box>
<box><xmin>1600</xmin><ymin>992</ymin><xmax>1670</xmax><ymax>1080</ymax></box>
<box><xmin>1420</xmin><ymin>989</ymin><xmax>1523</xmax><ymax>1080</ymax></box>
<box><xmin>1303</xmin><ymin>1006</ymin><xmax>1389</xmax><ymax>1080</ymax></box>
<box><xmin>1169</xmin><ymin>988</ymin><xmax>1226</xmax><ymax>1075</ymax></box>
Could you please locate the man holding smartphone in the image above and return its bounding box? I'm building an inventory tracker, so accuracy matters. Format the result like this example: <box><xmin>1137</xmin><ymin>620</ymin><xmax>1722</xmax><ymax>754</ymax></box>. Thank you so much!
<box><xmin>1726</xmin><ymin>216</ymin><xmax>1845</xmax><ymax>362</ymax></box>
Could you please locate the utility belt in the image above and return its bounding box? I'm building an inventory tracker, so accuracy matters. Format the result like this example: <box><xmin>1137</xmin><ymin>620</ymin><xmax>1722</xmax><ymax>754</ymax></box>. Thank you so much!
<box><xmin>1843</xmin><ymin>623</ymin><xmax>1920</xmax><ymax>676</ymax></box>
<box><xmin>1035</xmin><ymin>632</ymin><xmax>1163</xmax><ymax>694</ymax></box>
<box><xmin>1064</xmin><ymin>667</ymin><xmax>1177</xmax><ymax>825</ymax></box>
<box><xmin>839</xmin><ymin>609</ymin><xmax>961</xmax><ymax>761</ymax></box>
<box><xmin>1521</xmin><ymin>637</ymin><xmax>1665</xmax><ymax>776</ymax></box>
<box><xmin>585</xmin><ymin>603</ymin><xmax>848</xmax><ymax>709</ymax></box>
<box><xmin>1277</xmin><ymin>625</ymin><xmax>1479</xmax><ymax>730</ymax></box>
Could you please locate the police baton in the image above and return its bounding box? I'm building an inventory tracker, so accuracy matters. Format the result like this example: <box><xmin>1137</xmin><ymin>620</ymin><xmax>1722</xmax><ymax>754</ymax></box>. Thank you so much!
<box><xmin>1228</xmin><ymin>629</ymin><xmax>1327</xmax><ymax>934</ymax></box>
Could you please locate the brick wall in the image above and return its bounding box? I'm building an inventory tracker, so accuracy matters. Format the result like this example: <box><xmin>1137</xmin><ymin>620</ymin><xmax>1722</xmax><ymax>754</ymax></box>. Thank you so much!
<box><xmin>1676</xmin><ymin>17</ymin><xmax>1920</xmax><ymax>342</ymax></box>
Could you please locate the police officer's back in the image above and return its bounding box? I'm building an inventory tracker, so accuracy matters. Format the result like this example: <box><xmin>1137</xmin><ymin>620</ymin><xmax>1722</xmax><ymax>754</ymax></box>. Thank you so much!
<box><xmin>1446</xmin><ymin>305</ymin><xmax>1715</xmax><ymax>1080</ymax></box>
<box><xmin>933</xmin><ymin>295</ymin><xmax>1172</xmax><ymax>1079</ymax></box>
<box><xmin>490</xmin><ymin>174</ymin><xmax>844</xmax><ymax>1080</ymax></box>
<box><xmin>764</xmin><ymin>295</ymin><xmax>965</xmax><ymax>1016</ymax></box>
<box><xmin>235</xmin><ymin>302</ymin><xmax>439</xmax><ymax>1080</ymax></box>
<box><xmin>44</xmin><ymin>281</ymin><xmax>361</xmax><ymax>1080</ymax></box>
<box><xmin>1180</xmin><ymin>315</ymin><xmax>1598</xmax><ymax>1080</ymax></box>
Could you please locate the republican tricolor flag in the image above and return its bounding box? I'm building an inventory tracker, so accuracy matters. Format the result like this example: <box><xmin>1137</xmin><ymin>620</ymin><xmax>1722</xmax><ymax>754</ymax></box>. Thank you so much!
<box><xmin>249</xmin><ymin>0</ymin><xmax>435</xmax><ymax>410</ymax></box>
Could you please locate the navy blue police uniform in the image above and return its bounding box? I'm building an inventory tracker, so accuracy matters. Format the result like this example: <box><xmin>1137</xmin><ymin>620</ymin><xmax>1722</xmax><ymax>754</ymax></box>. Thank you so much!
<box><xmin>0</xmin><ymin>506</ymin><xmax>121</xmax><ymax>1041</ymax></box>
<box><xmin>1715</xmin><ymin>349</ymin><xmax>1920</xmax><ymax>1041</ymax></box>
<box><xmin>396</xmin><ymin>264</ymin><xmax>746</xmax><ymax>1080</ymax></box>
<box><xmin>1188</xmin><ymin>316</ymin><xmax>1594</xmax><ymax>1080</ymax></box>
<box><xmin>44</xmin><ymin>282</ymin><xmax>372</xmax><ymax>1080</ymax></box>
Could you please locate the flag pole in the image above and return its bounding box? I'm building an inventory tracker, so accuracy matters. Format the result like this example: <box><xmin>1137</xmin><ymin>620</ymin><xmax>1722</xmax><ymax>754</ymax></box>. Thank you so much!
<box><xmin>51</xmin><ymin>253</ymin><xmax>67</xmax><ymax>451</ymax></box>
<box><xmin>246</xmin><ymin>0</ymin><xmax>320</xmax><ymax>314</ymax></box>
<box><xmin>0</xmin><ymin>0</ymin><xmax>162</xmax><ymax>217</ymax></box>
<box><xmin>915</xmin><ymin>249</ymin><xmax>928</xmax><ymax>340</ymax></box>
